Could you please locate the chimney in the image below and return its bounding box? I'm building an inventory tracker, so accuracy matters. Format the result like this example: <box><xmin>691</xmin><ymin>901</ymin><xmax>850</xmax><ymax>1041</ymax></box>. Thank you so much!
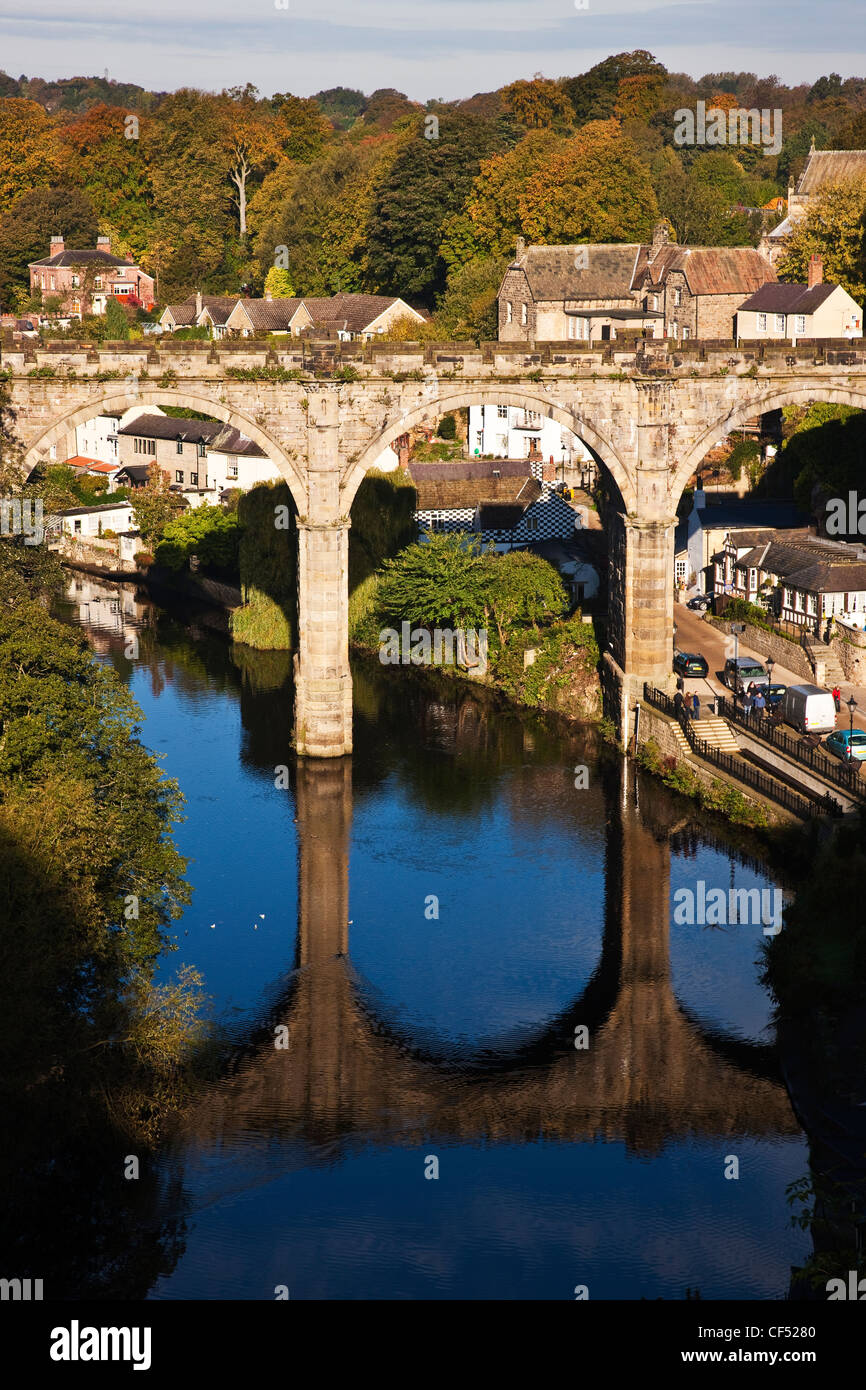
<box><xmin>264</xmin><ymin>289</ymin><xmax>273</xmax><ymax>302</ymax></box>
<box><xmin>49</xmin><ymin>234</ymin><xmax>64</xmax><ymax>256</ymax></box>
<box><xmin>195</xmin><ymin>290</ymin><xmax>202</xmax><ymax>318</ymax></box>
<box><xmin>808</xmin><ymin>253</ymin><xmax>823</xmax><ymax>287</ymax></box>
<box><xmin>96</xmin><ymin>235</ymin><xmax>111</xmax><ymax>253</ymax></box>
<box><xmin>515</xmin><ymin>236</ymin><xmax>525</xmax><ymax>260</ymax></box>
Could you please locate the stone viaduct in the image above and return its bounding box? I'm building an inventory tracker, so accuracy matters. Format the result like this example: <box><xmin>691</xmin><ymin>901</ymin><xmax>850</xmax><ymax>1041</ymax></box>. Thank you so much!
<box><xmin>5</xmin><ymin>333</ymin><xmax>866</xmax><ymax>754</ymax></box>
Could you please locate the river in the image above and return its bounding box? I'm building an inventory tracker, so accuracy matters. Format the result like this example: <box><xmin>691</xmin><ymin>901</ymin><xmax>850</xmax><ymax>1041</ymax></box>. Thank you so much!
<box><xmin>56</xmin><ymin>573</ymin><xmax>810</xmax><ymax>1300</ymax></box>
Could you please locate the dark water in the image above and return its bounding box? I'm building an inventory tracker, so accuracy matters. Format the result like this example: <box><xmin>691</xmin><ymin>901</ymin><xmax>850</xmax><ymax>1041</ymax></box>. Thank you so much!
<box><xmin>58</xmin><ymin>574</ymin><xmax>809</xmax><ymax>1300</ymax></box>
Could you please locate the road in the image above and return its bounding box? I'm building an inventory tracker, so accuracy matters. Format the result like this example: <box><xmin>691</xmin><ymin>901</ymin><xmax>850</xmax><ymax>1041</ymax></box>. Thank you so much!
<box><xmin>673</xmin><ymin>603</ymin><xmax>866</xmax><ymax>735</ymax></box>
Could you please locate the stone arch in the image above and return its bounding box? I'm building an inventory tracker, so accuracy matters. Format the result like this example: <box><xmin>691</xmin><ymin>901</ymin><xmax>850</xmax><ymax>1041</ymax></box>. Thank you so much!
<box><xmin>338</xmin><ymin>389</ymin><xmax>635</xmax><ymax>513</ymax></box>
<box><xmin>22</xmin><ymin>388</ymin><xmax>308</xmax><ymax>513</ymax></box>
<box><xmin>671</xmin><ymin>383</ymin><xmax>866</xmax><ymax>507</ymax></box>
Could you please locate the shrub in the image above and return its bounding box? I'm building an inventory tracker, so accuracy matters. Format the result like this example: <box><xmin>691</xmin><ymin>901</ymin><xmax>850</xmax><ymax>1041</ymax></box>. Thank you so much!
<box><xmin>437</xmin><ymin>413</ymin><xmax>457</xmax><ymax>440</ymax></box>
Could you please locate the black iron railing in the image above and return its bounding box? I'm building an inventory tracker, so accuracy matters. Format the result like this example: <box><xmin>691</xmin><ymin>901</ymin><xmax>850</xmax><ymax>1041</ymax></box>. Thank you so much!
<box><xmin>642</xmin><ymin>686</ymin><xmax>842</xmax><ymax>820</ymax></box>
<box><xmin>715</xmin><ymin>694</ymin><xmax>863</xmax><ymax>800</ymax></box>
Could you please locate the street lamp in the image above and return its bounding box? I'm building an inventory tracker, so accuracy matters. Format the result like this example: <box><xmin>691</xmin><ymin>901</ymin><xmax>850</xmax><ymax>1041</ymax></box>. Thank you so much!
<box><xmin>847</xmin><ymin>695</ymin><xmax>857</xmax><ymax>762</ymax></box>
<box><xmin>766</xmin><ymin>656</ymin><xmax>775</xmax><ymax>684</ymax></box>
<box><xmin>730</xmin><ymin>622</ymin><xmax>746</xmax><ymax>705</ymax></box>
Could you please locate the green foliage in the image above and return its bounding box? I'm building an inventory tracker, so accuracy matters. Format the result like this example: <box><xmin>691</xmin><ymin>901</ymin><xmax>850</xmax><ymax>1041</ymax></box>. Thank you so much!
<box><xmin>490</xmin><ymin>614</ymin><xmax>599</xmax><ymax>707</ymax></box>
<box><xmin>103</xmin><ymin>297</ymin><xmax>130</xmax><ymax>340</ymax></box>
<box><xmin>434</xmin><ymin>255</ymin><xmax>508</xmax><ymax>340</ymax></box>
<box><xmin>377</xmin><ymin>532</ymin><xmax>490</xmax><ymax>629</ymax></box>
<box><xmin>264</xmin><ymin>265</ymin><xmax>295</xmax><ymax>298</ymax></box>
<box><xmin>225</xmin><ymin>365</ymin><xmax>303</xmax><ymax>381</ymax></box>
<box><xmin>153</xmin><ymin>504</ymin><xmax>241</xmax><ymax>573</ymax></box>
<box><xmin>724</xmin><ymin>437</ymin><xmax>762</xmax><ymax>483</ymax></box>
<box><xmin>635</xmin><ymin>737</ymin><xmax>768</xmax><ymax>826</ymax></box>
<box><xmin>231</xmin><ymin>480</ymin><xmax>296</xmax><ymax>649</ymax></box>
<box><xmin>777</xmin><ymin>178</ymin><xmax>866</xmax><ymax>302</ymax></box>
<box><xmin>131</xmin><ymin>466</ymin><xmax>186</xmax><ymax>543</ymax></box>
<box><xmin>411</xmin><ymin>439</ymin><xmax>462</xmax><ymax>461</ymax></box>
<box><xmin>771</xmin><ymin>401</ymin><xmax>866</xmax><ymax>515</ymax></box>
<box><xmin>229</xmin><ymin>586</ymin><xmax>292</xmax><ymax>650</ymax></box>
<box><xmin>486</xmin><ymin>550</ymin><xmax>567</xmax><ymax>644</ymax></box>
<box><xmin>0</xmin><ymin>185</ymin><xmax>97</xmax><ymax>313</ymax></box>
<box><xmin>713</xmin><ymin>596</ymin><xmax>776</xmax><ymax>629</ymax></box>
<box><xmin>437</xmin><ymin>413</ymin><xmax>457</xmax><ymax>440</ymax></box>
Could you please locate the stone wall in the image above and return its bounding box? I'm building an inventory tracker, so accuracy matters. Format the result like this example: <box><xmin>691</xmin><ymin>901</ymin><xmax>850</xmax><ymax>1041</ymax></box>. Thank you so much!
<box><xmin>710</xmin><ymin>618</ymin><xmax>813</xmax><ymax>680</ymax></box>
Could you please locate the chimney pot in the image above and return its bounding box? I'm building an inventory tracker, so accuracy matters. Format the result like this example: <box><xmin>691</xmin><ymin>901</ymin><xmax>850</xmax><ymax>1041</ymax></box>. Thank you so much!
<box><xmin>49</xmin><ymin>234</ymin><xmax>64</xmax><ymax>255</ymax></box>
<box><xmin>97</xmin><ymin>234</ymin><xmax>111</xmax><ymax>253</ymax></box>
<box><xmin>808</xmin><ymin>253</ymin><xmax>824</xmax><ymax>287</ymax></box>
<box><xmin>265</xmin><ymin>290</ymin><xmax>273</xmax><ymax>301</ymax></box>
<box><xmin>515</xmin><ymin>236</ymin><xmax>525</xmax><ymax>260</ymax></box>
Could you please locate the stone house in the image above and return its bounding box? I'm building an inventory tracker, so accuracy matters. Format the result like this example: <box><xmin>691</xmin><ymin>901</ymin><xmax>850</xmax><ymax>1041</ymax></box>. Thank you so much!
<box><xmin>224</xmin><ymin>292</ymin><xmax>426</xmax><ymax>340</ymax></box>
<box><xmin>160</xmin><ymin>292</ymin><xmax>241</xmax><ymax>337</ymax></box>
<box><xmin>408</xmin><ymin>459</ymin><xmax>581</xmax><ymax>550</ymax></box>
<box><xmin>736</xmin><ymin>257</ymin><xmax>863</xmax><ymax>340</ymax></box>
<box><xmin>759</xmin><ymin>142</ymin><xmax>866</xmax><ymax>266</ymax></box>
<box><xmin>499</xmin><ymin>224</ymin><xmax>776</xmax><ymax>344</ymax></box>
<box><xmin>29</xmin><ymin>236</ymin><xmax>154</xmax><ymax>316</ymax></box>
<box><xmin>686</xmin><ymin>486</ymin><xmax>806</xmax><ymax>592</ymax></box>
<box><xmin>59</xmin><ymin>500</ymin><xmax>138</xmax><ymax>538</ymax></box>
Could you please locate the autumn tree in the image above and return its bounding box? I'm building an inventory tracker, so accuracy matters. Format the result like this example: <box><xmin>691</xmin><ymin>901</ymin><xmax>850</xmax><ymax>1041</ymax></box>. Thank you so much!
<box><xmin>519</xmin><ymin>120</ymin><xmax>659</xmax><ymax>244</ymax></box>
<box><xmin>0</xmin><ymin>98</ymin><xmax>63</xmax><ymax>205</ymax></box>
<box><xmin>0</xmin><ymin>186</ymin><xmax>97</xmax><ymax>312</ymax></box>
<box><xmin>263</xmin><ymin>265</ymin><xmax>295</xmax><ymax>297</ymax></box>
<box><xmin>58</xmin><ymin>104</ymin><xmax>153</xmax><ymax>252</ymax></box>
<box><xmin>219</xmin><ymin>86</ymin><xmax>281</xmax><ymax>241</ymax></box>
<box><xmin>465</xmin><ymin>129</ymin><xmax>561</xmax><ymax>257</ymax></box>
<box><xmin>777</xmin><ymin>179</ymin><xmax>866</xmax><ymax>301</ymax></box>
<box><xmin>502</xmin><ymin>78</ymin><xmax>574</xmax><ymax>130</ymax></box>
<box><xmin>563</xmin><ymin>52</ymin><xmax>667</xmax><ymax>125</ymax></box>
<box><xmin>132</xmin><ymin>463</ymin><xmax>187</xmax><ymax>544</ymax></box>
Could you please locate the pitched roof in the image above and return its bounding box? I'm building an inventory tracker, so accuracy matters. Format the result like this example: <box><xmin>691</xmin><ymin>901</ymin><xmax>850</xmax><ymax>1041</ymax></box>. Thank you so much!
<box><xmin>113</xmin><ymin>463</ymin><xmax>150</xmax><ymax>483</ymax></box>
<box><xmin>161</xmin><ymin>303</ymin><xmax>197</xmax><ymax>326</ymax></box>
<box><xmin>737</xmin><ymin>281</ymin><xmax>839</xmax><ymax>313</ymax></box>
<box><xmin>228</xmin><ymin>298</ymin><xmax>307</xmax><ymax>331</ymax></box>
<box><xmin>514</xmin><ymin>244</ymin><xmax>643</xmax><ymax>302</ymax></box>
<box><xmin>414</xmin><ymin>475</ymin><xmax>541</xmax><ymax>512</ymax></box>
<box><xmin>60</xmin><ymin>501</ymin><xmax>134</xmax><ymax>516</ymax></box>
<box><xmin>476</xmin><ymin>501</ymin><xmax>530</xmax><ymax>529</ymax></box>
<box><xmin>116</xmin><ymin>412</ymin><xmax>266</xmax><ymax>456</ymax></box>
<box><xmin>797</xmin><ymin>149</ymin><xmax>866</xmax><ymax>196</ymax></box>
<box><xmin>30</xmin><ymin>249</ymin><xmax>140</xmax><ymax>269</ymax></box>
<box><xmin>162</xmin><ymin>294</ymin><xmax>241</xmax><ymax>327</ymax></box>
<box><xmin>66</xmin><ymin>456</ymin><xmax>119</xmax><ymax>473</ymax></box>
<box><xmin>641</xmin><ymin>245</ymin><xmax>776</xmax><ymax>295</ymax></box>
<box><xmin>408</xmin><ymin>459</ymin><xmax>533</xmax><ymax>483</ymax></box>
<box><xmin>309</xmin><ymin>293</ymin><xmax>420</xmax><ymax>332</ymax></box>
<box><xmin>736</xmin><ymin>533</ymin><xmax>866</xmax><ymax>592</ymax></box>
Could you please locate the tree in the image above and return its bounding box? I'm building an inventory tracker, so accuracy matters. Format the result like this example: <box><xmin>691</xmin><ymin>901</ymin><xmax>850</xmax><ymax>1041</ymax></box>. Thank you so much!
<box><xmin>131</xmin><ymin>463</ymin><xmax>186</xmax><ymax>544</ymax></box>
<box><xmin>103</xmin><ymin>297</ymin><xmax>130</xmax><ymax>340</ymax></box>
<box><xmin>154</xmin><ymin>504</ymin><xmax>241</xmax><ymax>573</ymax></box>
<box><xmin>466</xmin><ymin>129</ymin><xmax>561</xmax><ymax>256</ymax></box>
<box><xmin>377</xmin><ymin>534</ymin><xmax>489</xmax><ymax>629</ymax></box>
<box><xmin>502</xmin><ymin>78</ymin><xmax>574</xmax><ymax>130</ymax></box>
<box><xmin>484</xmin><ymin>551</ymin><xmax>566</xmax><ymax>643</ymax></box>
<box><xmin>0</xmin><ymin>98</ymin><xmax>63</xmax><ymax>206</ymax></box>
<box><xmin>434</xmin><ymin>255</ymin><xmax>509</xmax><ymax>340</ymax></box>
<box><xmin>777</xmin><ymin>179</ymin><xmax>866</xmax><ymax>302</ymax></box>
<box><xmin>270</xmin><ymin>92</ymin><xmax>332</xmax><ymax>161</ymax></box>
<box><xmin>313</xmin><ymin>87</ymin><xmax>368</xmax><ymax>130</ymax></box>
<box><xmin>219</xmin><ymin>87</ymin><xmax>281</xmax><ymax>242</ymax></box>
<box><xmin>366</xmin><ymin>112</ymin><xmax>518</xmax><ymax>301</ymax></box>
<box><xmin>563</xmin><ymin>52</ymin><xmax>667</xmax><ymax>125</ymax></box>
<box><xmin>263</xmin><ymin>265</ymin><xmax>295</xmax><ymax>298</ymax></box>
<box><xmin>655</xmin><ymin>153</ymin><xmax>754</xmax><ymax>245</ymax></box>
<box><xmin>58</xmin><ymin>105</ymin><xmax>153</xmax><ymax>252</ymax></box>
<box><xmin>519</xmin><ymin>120</ymin><xmax>659</xmax><ymax>244</ymax></box>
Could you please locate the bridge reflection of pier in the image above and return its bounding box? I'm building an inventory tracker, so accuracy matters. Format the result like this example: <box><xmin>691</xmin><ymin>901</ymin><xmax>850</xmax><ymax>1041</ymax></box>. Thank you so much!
<box><xmin>188</xmin><ymin>759</ymin><xmax>797</xmax><ymax>1155</ymax></box>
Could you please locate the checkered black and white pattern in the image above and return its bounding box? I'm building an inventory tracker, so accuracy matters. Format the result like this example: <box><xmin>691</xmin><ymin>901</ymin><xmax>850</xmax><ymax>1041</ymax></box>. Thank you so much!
<box><xmin>415</xmin><ymin>486</ymin><xmax>578</xmax><ymax>547</ymax></box>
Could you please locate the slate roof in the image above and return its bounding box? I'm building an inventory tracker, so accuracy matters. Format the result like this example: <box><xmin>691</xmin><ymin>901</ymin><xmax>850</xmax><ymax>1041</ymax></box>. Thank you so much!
<box><xmin>514</xmin><ymin>244</ymin><xmax>644</xmax><ymax>302</ymax></box>
<box><xmin>117</xmin><ymin>412</ymin><xmax>266</xmax><ymax>456</ymax></box>
<box><xmin>30</xmin><ymin>249</ymin><xmax>139</xmax><ymax>269</ymax></box>
<box><xmin>163</xmin><ymin>294</ymin><xmax>241</xmax><ymax>327</ymax></box>
<box><xmin>639</xmin><ymin>246</ymin><xmax>776</xmax><ymax>296</ymax></box>
<box><xmin>228</xmin><ymin>298</ymin><xmax>308</xmax><ymax>331</ymax></box>
<box><xmin>113</xmin><ymin>463</ymin><xmax>150</xmax><ymax>484</ymax></box>
<box><xmin>735</xmin><ymin>534</ymin><xmax>866</xmax><ymax>592</ymax></box>
<box><xmin>309</xmin><ymin>293</ymin><xmax>422</xmax><ymax>332</ymax></box>
<box><xmin>797</xmin><ymin>149</ymin><xmax>866</xmax><ymax>196</ymax></box>
<box><xmin>414</xmin><ymin>475</ymin><xmax>541</xmax><ymax>512</ymax></box>
<box><xmin>60</xmin><ymin>501</ymin><xmax>134</xmax><ymax>517</ymax></box>
<box><xmin>408</xmin><ymin>459</ymin><xmax>533</xmax><ymax>482</ymax></box>
<box><xmin>476</xmin><ymin>502</ymin><xmax>529</xmax><ymax>530</ymax></box>
<box><xmin>738</xmin><ymin>282</ymin><xmax>838</xmax><ymax>314</ymax></box>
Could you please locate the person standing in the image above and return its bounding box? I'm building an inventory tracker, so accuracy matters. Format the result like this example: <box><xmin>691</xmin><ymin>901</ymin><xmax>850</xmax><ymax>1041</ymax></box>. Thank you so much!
<box><xmin>753</xmin><ymin>689</ymin><xmax>766</xmax><ymax>720</ymax></box>
<box><xmin>832</xmin><ymin>684</ymin><xmax>841</xmax><ymax>713</ymax></box>
<box><xmin>743</xmin><ymin>689</ymin><xmax>753</xmax><ymax>720</ymax></box>
<box><xmin>692</xmin><ymin>693</ymin><xmax>700</xmax><ymax>721</ymax></box>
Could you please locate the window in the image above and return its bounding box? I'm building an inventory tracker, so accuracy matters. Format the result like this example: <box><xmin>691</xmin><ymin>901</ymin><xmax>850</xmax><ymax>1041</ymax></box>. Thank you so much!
<box><xmin>652</xmin><ymin>295</ymin><xmax>659</xmax><ymax>311</ymax></box>
<box><xmin>749</xmin><ymin>568</ymin><xmax>757</xmax><ymax>588</ymax></box>
<box><xmin>807</xmin><ymin>593</ymin><xmax>817</xmax><ymax>614</ymax></box>
<box><xmin>176</xmin><ymin>438</ymin><xmax>183</xmax><ymax>453</ymax></box>
<box><xmin>758</xmin><ymin>313</ymin><xmax>767</xmax><ymax>332</ymax></box>
<box><xmin>497</xmin><ymin>405</ymin><xmax>508</xmax><ymax>419</ymax></box>
<box><xmin>675</xmin><ymin>558</ymin><xmax>687</xmax><ymax>581</ymax></box>
<box><xmin>74</xmin><ymin>519</ymin><xmax>82</xmax><ymax>534</ymax></box>
<box><xmin>673</xmin><ymin>288</ymin><xmax>682</xmax><ymax>307</ymax></box>
<box><xmin>521</xmin><ymin>302</ymin><xmax>528</xmax><ymax>325</ymax></box>
<box><xmin>506</xmin><ymin>301</ymin><xmax>513</xmax><ymax>323</ymax></box>
<box><xmin>682</xmin><ymin>326</ymin><xmax>690</xmax><ymax>340</ymax></box>
<box><xmin>796</xmin><ymin>315</ymin><xmax>806</xmax><ymax>334</ymax></box>
<box><xmin>114</xmin><ymin>285</ymin><xmax>131</xmax><ymax>295</ymax></box>
<box><xmin>94</xmin><ymin>276</ymin><xmax>103</xmax><ymax>288</ymax></box>
<box><xmin>775</xmin><ymin>314</ymin><xmax>785</xmax><ymax>332</ymax></box>
<box><xmin>116</xmin><ymin>267</ymin><xmax>125</xmax><ymax>277</ymax></box>
<box><xmin>71</xmin><ymin>274</ymin><xmax>80</xmax><ymax>288</ymax></box>
<box><xmin>189</xmin><ymin>472</ymin><xmax>198</xmax><ymax>486</ymax></box>
<box><xmin>197</xmin><ymin>441</ymin><xmax>206</xmax><ymax>458</ymax></box>
<box><xmin>227</xmin><ymin>461</ymin><xmax>238</xmax><ymax>479</ymax></box>
<box><xmin>133</xmin><ymin>438</ymin><xmax>156</xmax><ymax>455</ymax></box>
<box><xmin>527</xmin><ymin>515</ymin><xmax>538</xmax><ymax>532</ymax></box>
<box><xmin>783</xmin><ymin>587</ymin><xmax>792</xmax><ymax>607</ymax></box>
<box><xmin>176</xmin><ymin>470</ymin><xmax>184</xmax><ymax>484</ymax></box>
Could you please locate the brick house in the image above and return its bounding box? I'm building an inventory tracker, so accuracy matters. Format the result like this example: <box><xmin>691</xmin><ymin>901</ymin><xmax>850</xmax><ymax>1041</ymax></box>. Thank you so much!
<box><xmin>499</xmin><ymin>223</ymin><xmax>776</xmax><ymax>344</ymax></box>
<box><xmin>29</xmin><ymin>236</ymin><xmax>154</xmax><ymax>317</ymax></box>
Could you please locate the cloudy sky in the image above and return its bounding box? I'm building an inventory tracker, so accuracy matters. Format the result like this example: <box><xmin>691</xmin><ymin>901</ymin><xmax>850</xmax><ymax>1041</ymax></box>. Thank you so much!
<box><xmin>1</xmin><ymin>0</ymin><xmax>864</xmax><ymax>99</ymax></box>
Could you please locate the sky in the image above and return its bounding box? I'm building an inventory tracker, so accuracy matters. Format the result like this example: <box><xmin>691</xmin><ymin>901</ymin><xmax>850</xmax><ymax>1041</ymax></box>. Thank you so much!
<box><xmin>0</xmin><ymin>0</ymin><xmax>864</xmax><ymax>100</ymax></box>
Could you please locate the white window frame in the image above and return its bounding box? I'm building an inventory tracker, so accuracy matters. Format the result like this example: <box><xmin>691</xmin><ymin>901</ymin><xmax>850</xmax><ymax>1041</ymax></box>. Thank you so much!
<box><xmin>757</xmin><ymin>313</ymin><xmax>767</xmax><ymax>332</ymax></box>
<box><xmin>774</xmin><ymin>314</ymin><xmax>785</xmax><ymax>332</ymax></box>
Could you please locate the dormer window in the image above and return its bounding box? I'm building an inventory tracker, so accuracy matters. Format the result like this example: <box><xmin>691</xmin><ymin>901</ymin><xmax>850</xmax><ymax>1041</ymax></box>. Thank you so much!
<box><xmin>176</xmin><ymin>438</ymin><xmax>184</xmax><ymax>454</ymax></box>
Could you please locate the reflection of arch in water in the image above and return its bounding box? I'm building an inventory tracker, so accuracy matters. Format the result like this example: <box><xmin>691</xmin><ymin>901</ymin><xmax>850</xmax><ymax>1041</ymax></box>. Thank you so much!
<box><xmin>186</xmin><ymin>757</ymin><xmax>797</xmax><ymax>1155</ymax></box>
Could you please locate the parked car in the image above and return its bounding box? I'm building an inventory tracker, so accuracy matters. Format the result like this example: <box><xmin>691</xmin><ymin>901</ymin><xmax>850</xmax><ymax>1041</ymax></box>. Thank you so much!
<box><xmin>824</xmin><ymin>729</ymin><xmax>866</xmax><ymax>762</ymax></box>
<box><xmin>674</xmin><ymin>650</ymin><xmax>709</xmax><ymax>677</ymax></box>
<box><xmin>723</xmin><ymin>657</ymin><xmax>769</xmax><ymax>693</ymax></box>
<box><xmin>781</xmin><ymin>684</ymin><xmax>837</xmax><ymax>735</ymax></box>
<box><xmin>766</xmin><ymin>682</ymin><xmax>787</xmax><ymax>709</ymax></box>
<box><xmin>686</xmin><ymin>593</ymin><xmax>712</xmax><ymax>610</ymax></box>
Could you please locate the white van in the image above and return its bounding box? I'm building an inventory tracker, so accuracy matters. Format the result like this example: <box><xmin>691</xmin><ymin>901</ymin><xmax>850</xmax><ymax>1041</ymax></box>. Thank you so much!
<box><xmin>781</xmin><ymin>684</ymin><xmax>837</xmax><ymax>735</ymax></box>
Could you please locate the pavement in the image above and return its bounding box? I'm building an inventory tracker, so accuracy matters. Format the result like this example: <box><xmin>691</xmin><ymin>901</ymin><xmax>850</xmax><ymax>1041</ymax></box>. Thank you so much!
<box><xmin>673</xmin><ymin>601</ymin><xmax>866</xmax><ymax>738</ymax></box>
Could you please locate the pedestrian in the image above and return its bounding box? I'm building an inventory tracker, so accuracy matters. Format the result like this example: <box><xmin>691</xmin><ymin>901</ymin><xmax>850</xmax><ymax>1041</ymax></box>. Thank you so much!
<box><xmin>692</xmin><ymin>693</ymin><xmax>700</xmax><ymax>721</ymax></box>
<box><xmin>753</xmin><ymin>690</ymin><xmax>766</xmax><ymax>719</ymax></box>
<box><xmin>832</xmin><ymin>684</ymin><xmax>841</xmax><ymax>713</ymax></box>
<box><xmin>743</xmin><ymin>690</ymin><xmax>753</xmax><ymax>720</ymax></box>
